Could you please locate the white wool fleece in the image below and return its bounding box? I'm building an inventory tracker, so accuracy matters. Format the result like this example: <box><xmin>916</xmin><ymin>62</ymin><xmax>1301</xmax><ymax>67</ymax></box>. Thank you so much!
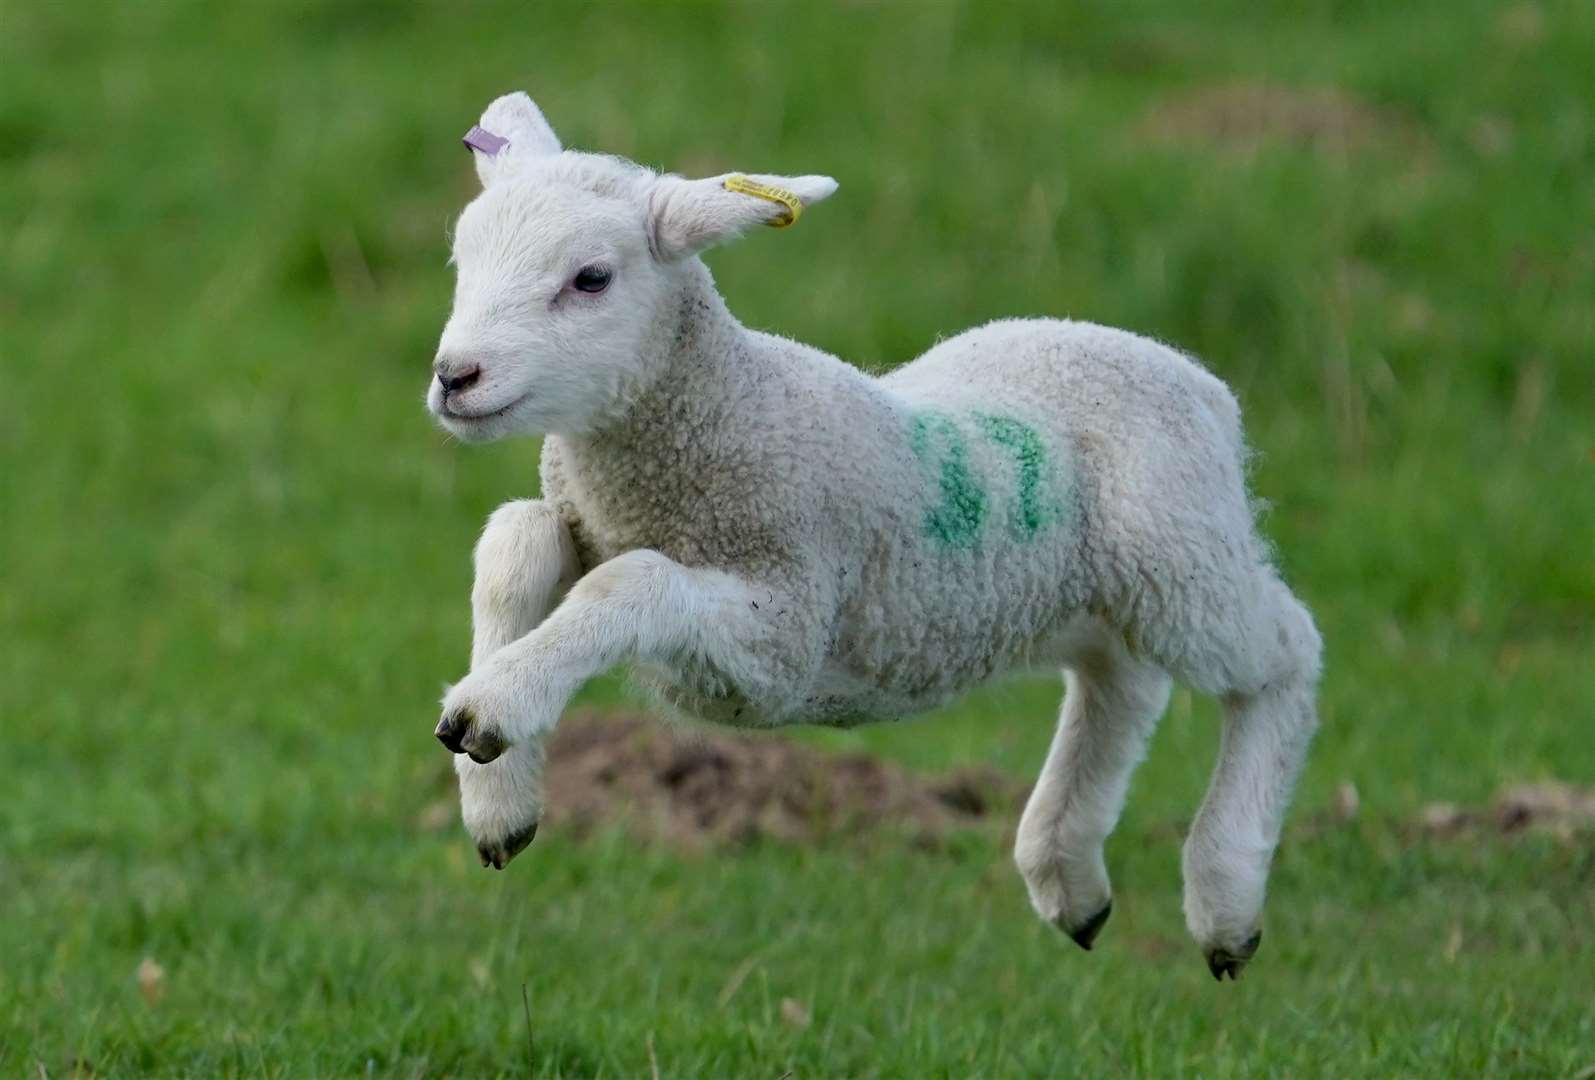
<box><xmin>429</xmin><ymin>92</ymin><xmax>1322</xmax><ymax>977</ymax></box>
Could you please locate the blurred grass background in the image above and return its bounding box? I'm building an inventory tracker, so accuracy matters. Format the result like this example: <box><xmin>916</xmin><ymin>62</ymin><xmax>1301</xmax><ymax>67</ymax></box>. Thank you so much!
<box><xmin>3</xmin><ymin>0</ymin><xmax>1593</xmax><ymax>1075</ymax></box>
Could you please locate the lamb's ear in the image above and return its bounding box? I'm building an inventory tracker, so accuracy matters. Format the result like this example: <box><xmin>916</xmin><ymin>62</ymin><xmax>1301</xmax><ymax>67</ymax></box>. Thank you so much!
<box><xmin>647</xmin><ymin>172</ymin><xmax>838</xmax><ymax>260</ymax></box>
<box><xmin>468</xmin><ymin>92</ymin><xmax>562</xmax><ymax>188</ymax></box>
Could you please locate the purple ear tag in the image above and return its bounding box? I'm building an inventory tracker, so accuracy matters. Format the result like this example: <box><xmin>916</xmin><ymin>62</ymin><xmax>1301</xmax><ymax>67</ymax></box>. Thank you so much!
<box><xmin>462</xmin><ymin>125</ymin><xmax>509</xmax><ymax>156</ymax></box>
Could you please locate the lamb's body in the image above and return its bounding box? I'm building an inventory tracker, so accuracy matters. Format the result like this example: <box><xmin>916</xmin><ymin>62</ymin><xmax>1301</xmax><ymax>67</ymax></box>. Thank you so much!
<box><xmin>541</xmin><ymin>269</ymin><xmax>1278</xmax><ymax>731</ymax></box>
<box><xmin>429</xmin><ymin>92</ymin><xmax>1321</xmax><ymax>979</ymax></box>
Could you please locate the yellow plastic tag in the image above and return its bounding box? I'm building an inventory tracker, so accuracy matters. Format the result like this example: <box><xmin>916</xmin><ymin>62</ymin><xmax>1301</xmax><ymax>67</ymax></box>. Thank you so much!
<box><xmin>723</xmin><ymin>175</ymin><xmax>803</xmax><ymax>228</ymax></box>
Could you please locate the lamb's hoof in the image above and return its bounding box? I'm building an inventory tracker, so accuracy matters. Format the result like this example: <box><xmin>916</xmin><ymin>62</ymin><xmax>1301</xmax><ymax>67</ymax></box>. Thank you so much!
<box><xmin>464</xmin><ymin>727</ymin><xmax>506</xmax><ymax>764</ymax></box>
<box><xmin>434</xmin><ymin>711</ymin><xmax>469</xmax><ymax>754</ymax></box>
<box><xmin>1205</xmin><ymin>930</ymin><xmax>1262</xmax><ymax>981</ymax></box>
<box><xmin>477</xmin><ymin>822</ymin><xmax>538</xmax><ymax>870</ymax></box>
<box><xmin>434</xmin><ymin>710</ymin><xmax>507</xmax><ymax>764</ymax></box>
<box><xmin>1066</xmin><ymin>901</ymin><xmax>1113</xmax><ymax>952</ymax></box>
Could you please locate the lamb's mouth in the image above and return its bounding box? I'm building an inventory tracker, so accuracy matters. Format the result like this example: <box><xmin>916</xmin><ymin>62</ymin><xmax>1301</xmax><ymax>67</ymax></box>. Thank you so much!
<box><xmin>442</xmin><ymin>392</ymin><xmax>531</xmax><ymax>424</ymax></box>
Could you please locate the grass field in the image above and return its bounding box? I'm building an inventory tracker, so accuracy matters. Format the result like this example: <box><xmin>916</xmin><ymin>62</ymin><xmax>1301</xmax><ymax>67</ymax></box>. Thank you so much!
<box><xmin>4</xmin><ymin>0</ymin><xmax>1594</xmax><ymax>1074</ymax></box>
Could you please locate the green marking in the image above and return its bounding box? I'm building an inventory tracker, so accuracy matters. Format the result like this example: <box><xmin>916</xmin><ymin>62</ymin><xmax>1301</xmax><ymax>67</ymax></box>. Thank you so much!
<box><xmin>907</xmin><ymin>408</ymin><xmax>1066</xmax><ymax>548</ymax></box>
<box><xmin>907</xmin><ymin>411</ymin><xmax>987</xmax><ymax>548</ymax></box>
<box><xmin>974</xmin><ymin>412</ymin><xmax>1061</xmax><ymax>538</ymax></box>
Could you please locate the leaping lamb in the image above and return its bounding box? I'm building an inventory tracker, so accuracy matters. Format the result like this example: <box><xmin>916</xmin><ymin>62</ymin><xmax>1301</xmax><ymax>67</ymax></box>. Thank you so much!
<box><xmin>427</xmin><ymin>92</ymin><xmax>1322</xmax><ymax>980</ymax></box>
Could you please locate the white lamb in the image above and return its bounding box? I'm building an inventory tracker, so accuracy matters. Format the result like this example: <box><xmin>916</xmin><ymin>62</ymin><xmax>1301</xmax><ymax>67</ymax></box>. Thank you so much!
<box><xmin>428</xmin><ymin>92</ymin><xmax>1322</xmax><ymax>979</ymax></box>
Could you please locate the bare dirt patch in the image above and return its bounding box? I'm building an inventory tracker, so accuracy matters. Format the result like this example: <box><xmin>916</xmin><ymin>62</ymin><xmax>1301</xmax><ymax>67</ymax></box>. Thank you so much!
<box><xmin>1418</xmin><ymin>781</ymin><xmax>1595</xmax><ymax>840</ymax></box>
<box><xmin>417</xmin><ymin>716</ymin><xmax>1593</xmax><ymax>852</ymax></box>
<box><xmin>536</xmin><ymin>712</ymin><xmax>1023</xmax><ymax>848</ymax></box>
<box><xmin>1138</xmin><ymin>81</ymin><xmax>1428</xmax><ymax>159</ymax></box>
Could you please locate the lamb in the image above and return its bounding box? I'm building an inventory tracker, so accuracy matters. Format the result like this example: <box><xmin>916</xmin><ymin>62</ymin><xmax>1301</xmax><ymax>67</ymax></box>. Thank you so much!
<box><xmin>427</xmin><ymin>92</ymin><xmax>1323</xmax><ymax>980</ymax></box>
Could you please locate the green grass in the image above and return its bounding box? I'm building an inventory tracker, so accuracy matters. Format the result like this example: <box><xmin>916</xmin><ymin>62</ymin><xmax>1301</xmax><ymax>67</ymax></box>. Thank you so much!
<box><xmin>4</xmin><ymin>0</ymin><xmax>1594</xmax><ymax>1074</ymax></box>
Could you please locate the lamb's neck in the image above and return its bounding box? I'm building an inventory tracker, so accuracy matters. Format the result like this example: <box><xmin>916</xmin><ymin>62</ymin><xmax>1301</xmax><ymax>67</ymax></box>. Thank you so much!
<box><xmin>576</xmin><ymin>260</ymin><xmax>763</xmax><ymax>463</ymax></box>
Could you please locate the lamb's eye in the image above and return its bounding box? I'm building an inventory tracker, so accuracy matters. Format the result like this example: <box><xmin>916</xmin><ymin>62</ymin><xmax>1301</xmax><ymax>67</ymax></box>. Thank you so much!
<box><xmin>572</xmin><ymin>265</ymin><xmax>612</xmax><ymax>294</ymax></box>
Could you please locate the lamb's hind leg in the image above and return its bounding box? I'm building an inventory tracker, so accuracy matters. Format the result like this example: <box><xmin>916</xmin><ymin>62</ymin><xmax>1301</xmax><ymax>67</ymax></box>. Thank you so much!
<box><xmin>1177</xmin><ymin>575</ymin><xmax>1322</xmax><ymax>979</ymax></box>
<box><xmin>1015</xmin><ymin>622</ymin><xmax>1172</xmax><ymax>949</ymax></box>
<box><xmin>453</xmin><ymin>499</ymin><xmax>581</xmax><ymax>869</ymax></box>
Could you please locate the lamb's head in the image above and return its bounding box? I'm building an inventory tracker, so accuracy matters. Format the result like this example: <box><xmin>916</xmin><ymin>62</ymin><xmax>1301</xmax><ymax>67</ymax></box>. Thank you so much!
<box><xmin>428</xmin><ymin>92</ymin><xmax>838</xmax><ymax>441</ymax></box>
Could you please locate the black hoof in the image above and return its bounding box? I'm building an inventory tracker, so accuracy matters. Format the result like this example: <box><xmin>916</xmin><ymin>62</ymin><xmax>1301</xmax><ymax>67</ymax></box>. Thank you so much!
<box><xmin>464</xmin><ymin>728</ymin><xmax>507</xmax><ymax>764</ymax></box>
<box><xmin>477</xmin><ymin>821</ymin><xmax>538</xmax><ymax>870</ymax></box>
<box><xmin>434</xmin><ymin>711</ymin><xmax>468</xmax><ymax>754</ymax></box>
<box><xmin>1067</xmin><ymin>901</ymin><xmax>1113</xmax><ymax>952</ymax></box>
<box><xmin>503</xmin><ymin>821</ymin><xmax>539</xmax><ymax>861</ymax></box>
<box><xmin>1205</xmin><ymin>930</ymin><xmax>1263</xmax><ymax>981</ymax></box>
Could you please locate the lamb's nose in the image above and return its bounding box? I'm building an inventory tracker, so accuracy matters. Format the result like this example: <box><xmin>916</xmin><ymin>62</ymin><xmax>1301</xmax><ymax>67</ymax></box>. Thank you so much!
<box><xmin>434</xmin><ymin>361</ymin><xmax>481</xmax><ymax>396</ymax></box>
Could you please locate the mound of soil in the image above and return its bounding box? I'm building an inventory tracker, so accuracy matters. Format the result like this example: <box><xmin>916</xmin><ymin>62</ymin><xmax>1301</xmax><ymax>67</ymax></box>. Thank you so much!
<box><xmin>1138</xmin><ymin>81</ymin><xmax>1427</xmax><ymax>158</ymax></box>
<box><xmin>416</xmin><ymin>714</ymin><xmax>1595</xmax><ymax>852</ymax></box>
<box><xmin>537</xmin><ymin>713</ymin><xmax>1025</xmax><ymax>849</ymax></box>
<box><xmin>1418</xmin><ymin>781</ymin><xmax>1595</xmax><ymax>840</ymax></box>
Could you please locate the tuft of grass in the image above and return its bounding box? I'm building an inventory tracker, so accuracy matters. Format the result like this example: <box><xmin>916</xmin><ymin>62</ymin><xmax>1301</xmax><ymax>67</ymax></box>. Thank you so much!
<box><xmin>3</xmin><ymin>0</ymin><xmax>1592</xmax><ymax>1074</ymax></box>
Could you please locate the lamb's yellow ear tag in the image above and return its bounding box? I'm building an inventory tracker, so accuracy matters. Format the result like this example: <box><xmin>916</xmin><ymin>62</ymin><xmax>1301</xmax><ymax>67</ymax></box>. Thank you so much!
<box><xmin>724</xmin><ymin>175</ymin><xmax>803</xmax><ymax>228</ymax></box>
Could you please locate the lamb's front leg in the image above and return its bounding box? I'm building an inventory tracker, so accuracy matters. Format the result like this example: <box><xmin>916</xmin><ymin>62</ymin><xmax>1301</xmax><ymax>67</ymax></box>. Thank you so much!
<box><xmin>436</xmin><ymin>549</ymin><xmax>803</xmax><ymax>835</ymax></box>
<box><xmin>453</xmin><ymin>500</ymin><xmax>581</xmax><ymax>868</ymax></box>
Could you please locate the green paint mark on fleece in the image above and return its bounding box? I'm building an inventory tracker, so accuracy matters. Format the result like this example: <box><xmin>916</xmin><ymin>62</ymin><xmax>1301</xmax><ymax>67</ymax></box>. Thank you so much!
<box><xmin>907</xmin><ymin>410</ymin><xmax>987</xmax><ymax>548</ymax></box>
<box><xmin>974</xmin><ymin>412</ymin><xmax>1063</xmax><ymax>538</ymax></box>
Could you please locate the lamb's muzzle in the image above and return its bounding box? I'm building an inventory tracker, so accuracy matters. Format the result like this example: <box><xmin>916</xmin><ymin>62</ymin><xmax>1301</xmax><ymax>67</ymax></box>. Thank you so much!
<box><xmin>432</xmin><ymin>354</ymin><xmax>480</xmax><ymax>397</ymax></box>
